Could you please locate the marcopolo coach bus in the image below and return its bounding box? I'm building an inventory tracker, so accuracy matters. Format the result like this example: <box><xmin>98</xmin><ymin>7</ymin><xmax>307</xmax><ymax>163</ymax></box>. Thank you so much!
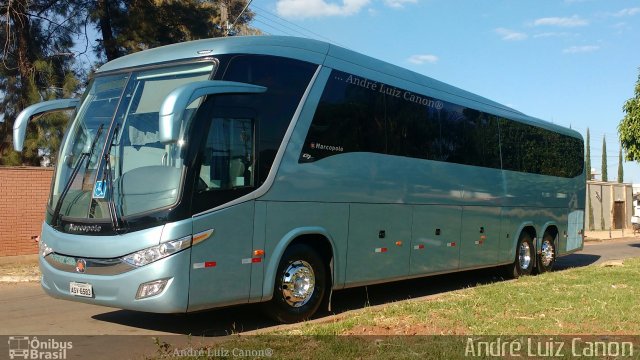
<box><xmin>13</xmin><ymin>36</ymin><xmax>585</xmax><ymax>323</ymax></box>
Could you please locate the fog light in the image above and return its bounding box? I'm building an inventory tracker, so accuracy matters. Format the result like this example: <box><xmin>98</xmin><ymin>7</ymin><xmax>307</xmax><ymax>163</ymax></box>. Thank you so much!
<box><xmin>136</xmin><ymin>279</ymin><xmax>170</xmax><ymax>299</ymax></box>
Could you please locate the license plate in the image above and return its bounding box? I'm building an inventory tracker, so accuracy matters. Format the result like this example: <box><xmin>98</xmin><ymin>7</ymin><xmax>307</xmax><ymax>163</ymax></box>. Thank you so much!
<box><xmin>70</xmin><ymin>282</ymin><xmax>93</xmax><ymax>298</ymax></box>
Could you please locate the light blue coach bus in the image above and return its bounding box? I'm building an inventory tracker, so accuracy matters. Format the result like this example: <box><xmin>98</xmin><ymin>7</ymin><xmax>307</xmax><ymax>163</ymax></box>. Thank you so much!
<box><xmin>13</xmin><ymin>36</ymin><xmax>585</xmax><ymax>323</ymax></box>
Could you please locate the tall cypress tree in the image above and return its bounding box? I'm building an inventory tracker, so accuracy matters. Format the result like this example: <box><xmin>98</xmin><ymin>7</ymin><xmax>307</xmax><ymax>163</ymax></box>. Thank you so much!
<box><xmin>586</xmin><ymin>128</ymin><xmax>595</xmax><ymax>229</ymax></box>
<box><xmin>602</xmin><ymin>136</ymin><xmax>608</xmax><ymax>182</ymax></box>
<box><xmin>618</xmin><ymin>146</ymin><xmax>624</xmax><ymax>183</ymax></box>
<box><xmin>586</xmin><ymin>128</ymin><xmax>591</xmax><ymax>180</ymax></box>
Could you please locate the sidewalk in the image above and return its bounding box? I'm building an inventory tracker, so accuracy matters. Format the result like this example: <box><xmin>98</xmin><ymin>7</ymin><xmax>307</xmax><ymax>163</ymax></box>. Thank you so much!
<box><xmin>584</xmin><ymin>229</ymin><xmax>638</xmax><ymax>241</ymax></box>
<box><xmin>0</xmin><ymin>254</ymin><xmax>39</xmax><ymax>283</ymax></box>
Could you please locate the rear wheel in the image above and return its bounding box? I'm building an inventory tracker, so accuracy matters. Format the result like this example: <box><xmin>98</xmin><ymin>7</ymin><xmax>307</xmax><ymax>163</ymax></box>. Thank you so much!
<box><xmin>535</xmin><ymin>233</ymin><xmax>556</xmax><ymax>274</ymax></box>
<box><xmin>263</xmin><ymin>244</ymin><xmax>327</xmax><ymax>323</ymax></box>
<box><xmin>504</xmin><ymin>232</ymin><xmax>534</xmax><ymax>278</ymax></box>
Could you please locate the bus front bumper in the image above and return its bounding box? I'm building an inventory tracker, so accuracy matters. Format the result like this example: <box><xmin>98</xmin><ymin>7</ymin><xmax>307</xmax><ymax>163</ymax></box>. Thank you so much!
<box><xmin>40</xmin><ymin>248</ymin><xmax>191</xmax><ymax>313</ymax></box>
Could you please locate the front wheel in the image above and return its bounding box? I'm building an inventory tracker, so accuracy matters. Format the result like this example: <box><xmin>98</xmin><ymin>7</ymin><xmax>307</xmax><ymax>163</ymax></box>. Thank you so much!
<box><xmin>504</xmin><ymin>232</ymin><xmax>535</xmax><ymax>278</ymax></box>
<box><xmin>263</xmin><ymin>244</ymin><xmax>327</xmax><ymax>323</ymax></box>
<box><xmin>535</xmin><ymin>233</ymin><xmax>556</xmax><ymax>274</ymax></box>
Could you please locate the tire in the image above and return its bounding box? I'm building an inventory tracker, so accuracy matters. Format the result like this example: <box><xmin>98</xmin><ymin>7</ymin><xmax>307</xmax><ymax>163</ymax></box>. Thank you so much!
<box><xmin>535</xmin><ymin>233</ymin><xmax>556</xmax><ymax>274</ymax></box>
<box><xmin>263</xmin><ymin>244</ymin><xmax>327</xmax><ymax>324</ymax></box>
<box><xmin>504</xmin><ymin>232</ymin><xmax>535</xmax><ymax>279</ymax></box>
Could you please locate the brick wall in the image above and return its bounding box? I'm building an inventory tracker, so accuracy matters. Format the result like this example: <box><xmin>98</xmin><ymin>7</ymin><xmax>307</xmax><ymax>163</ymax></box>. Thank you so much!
<box><xmin>0</xmin><ymin>167</ymin><xmax>53</xmax><ymax>256</ymax></box>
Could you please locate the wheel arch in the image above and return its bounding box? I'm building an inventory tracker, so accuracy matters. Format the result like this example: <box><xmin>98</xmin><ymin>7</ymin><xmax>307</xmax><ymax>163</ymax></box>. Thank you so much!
<box><xmin>512</xmin><ymin>222</ymin><xmax>538</xmax><ymax>250</ymax></box>
<box><xmin>541</xmin><ymin>223</ymin><xmax>559</xmax><ymax>243</ymax></box>
<box><xmin>262</xmin><ymin>227</ymin><xmax>336</xmax><ymax>301</ymax></box>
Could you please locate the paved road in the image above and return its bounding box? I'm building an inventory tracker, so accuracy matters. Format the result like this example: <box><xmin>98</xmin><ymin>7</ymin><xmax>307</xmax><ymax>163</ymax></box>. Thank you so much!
<box><xmin>1</xmin><ymin>237</ymin><xmax>639</xmax><ymax>338</ymax></box>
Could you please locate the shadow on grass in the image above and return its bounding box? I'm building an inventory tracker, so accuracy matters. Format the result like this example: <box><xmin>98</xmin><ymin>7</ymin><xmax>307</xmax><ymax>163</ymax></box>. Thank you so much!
<box><xmin>91</xmin><ymin>251</ymin><xmax>601</xmax><ymax>336</ymax></box>
<box><xmin>554</xmin><ymin>253</ymin><xmax>600</xmax><ymax>270</ymax></box>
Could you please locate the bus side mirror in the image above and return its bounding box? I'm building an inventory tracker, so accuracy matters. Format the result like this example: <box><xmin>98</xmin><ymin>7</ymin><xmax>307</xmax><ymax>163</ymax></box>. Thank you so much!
<box><xmin>159</xmin><ymin>80</ymin><xmax>266</xmax><ymax>144</ymax></box>
<box><xmin>13</xmin><ymin>99</ymin><xmax>80</xmax><ymax>152</ymax></box>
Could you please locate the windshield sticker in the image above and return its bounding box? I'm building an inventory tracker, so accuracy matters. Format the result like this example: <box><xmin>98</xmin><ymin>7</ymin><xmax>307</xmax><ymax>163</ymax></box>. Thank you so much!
<box><xmin>93</xmin><ymin>181</ymin><xmax>106</xmax><ymax>199</ymax></box>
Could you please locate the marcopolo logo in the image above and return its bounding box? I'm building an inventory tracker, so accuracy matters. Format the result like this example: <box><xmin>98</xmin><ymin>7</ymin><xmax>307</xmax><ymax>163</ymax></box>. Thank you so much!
<box><xmin>310</xmin><ymin>142</ymin><xmax>344</xmax><ymax>153</ymax></box>
<box><xmin>68</xmin><ymin>224</ymin><xmax>102</xmax><ymax>233</ymax></box>
<box><xmin>7</xmin><ymin>336</ymin><xmax>72</xmax><ymax>359</ymax></box>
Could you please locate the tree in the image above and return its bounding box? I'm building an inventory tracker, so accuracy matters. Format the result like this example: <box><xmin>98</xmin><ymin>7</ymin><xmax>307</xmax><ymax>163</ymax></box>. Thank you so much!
<box><xmin>0</xmin><ymin>0</ymin><xmax>81</xmax><ymax>166</ymax></box>
<box><xmin>1</xmin><ymin>0</ymin><xmax>258</xmax><ymax>166</ymax></box>
<box><xmin>88</xmin><ymin>0</ymin><xmax>258</xmax><ymax>62</ymax></box>
<box><xmin>618</xmin><ymin>146</ymin><xmax>624</xmax><ymax>183</ymax></box>
<box><xmin>619</xmin><ymin>70</ymin><xmax>640</xmax><ymax>161</ymax></box>
<box><xmin>601</xmin><ymin>136</ymin><xmax>608</xmax><ymax>182</ymax></box>
<box><xmin>586</xmin><ymin>129</ymin><xmax>594</xmax><ymax>229</ymax></box>
<box><xmin>585</xmin><ymin>128</ymin><xmax>591</xmax><ymax>180</ymax></box>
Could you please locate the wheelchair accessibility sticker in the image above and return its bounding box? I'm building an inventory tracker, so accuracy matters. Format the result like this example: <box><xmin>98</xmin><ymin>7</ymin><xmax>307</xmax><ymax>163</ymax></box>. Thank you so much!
<box><xmin>93</xmin><ymin>181</ymin><xmax>106</xmax><ymax>199</ymax></box>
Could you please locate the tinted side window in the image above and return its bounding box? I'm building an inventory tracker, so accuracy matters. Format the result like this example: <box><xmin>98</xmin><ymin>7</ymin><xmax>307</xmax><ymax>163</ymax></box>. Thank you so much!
<box><xmin>300</xmin><ymin>72</ymin><xmax>386</xmax><ymax>162</ymax></box>
<box><xmin>300</xmin><ymin>69</ymin><xmax>581</xmax><ymax>178</ymax></box>
<box><xmin>457</xmin><ymin>110</ymin><xmax>501</xmax><ymax>169</ymax></box>
<box><xmin>219</xmin><ymin>55</ymin><xmax>316</xmax><ymax>184</ymax></box>
<box><xmin>191</xmin><ymin>95</ymin><xmax>259</xmax><ymax>214</ymax></box>
<box><xmin>499</xmin><ymin>119</ymin><xmax>584</xmax><ymax>178</ymax></box>
<box><xmin>300</xmin><ymin>70</ymin><xmax>501</xmax><ymax>168</ymax></box>
<box><xmin>385</xmin><ymin>85</ymin><xmax>442</xmax><ymax>161</ymax></box>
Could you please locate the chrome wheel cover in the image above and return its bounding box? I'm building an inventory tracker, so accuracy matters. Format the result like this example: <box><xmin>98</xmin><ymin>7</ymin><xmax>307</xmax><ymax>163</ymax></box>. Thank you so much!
<box><xmin>540</xmin><ymin>239</ymin><xmax>555</xmax><ymax>267</ymax></box>
<box><xmin>518</xmin><ymin>241</ymin><xmax>532</xmax><ymax>270</ymax></box>
<box><xmin>280</xmin><ymin>260</ymin><xmax>315</xmax><ymax>307</ymax></box>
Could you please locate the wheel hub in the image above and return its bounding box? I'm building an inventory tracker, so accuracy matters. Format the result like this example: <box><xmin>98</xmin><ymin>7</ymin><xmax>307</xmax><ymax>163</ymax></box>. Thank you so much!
<box><xmin>280</xmin><ymin>260</ymin><xmax>315</xmax><ymax>307</ymax></box>
<box><xmin>519</xmin><ymin>242</ymin><xmax>532</xmax><ymax>270</ymax></box>
<box><xmin>540</xmin><ymin>240</ymin><xmax>554</xmax><ymax>267</ymax></box>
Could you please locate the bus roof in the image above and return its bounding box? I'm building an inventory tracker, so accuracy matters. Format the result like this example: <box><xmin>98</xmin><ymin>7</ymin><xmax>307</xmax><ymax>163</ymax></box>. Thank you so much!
<box><xmin>96</xmin><ymin>36</ymin><xmax>582</xmax><ymax>140</ymax></box>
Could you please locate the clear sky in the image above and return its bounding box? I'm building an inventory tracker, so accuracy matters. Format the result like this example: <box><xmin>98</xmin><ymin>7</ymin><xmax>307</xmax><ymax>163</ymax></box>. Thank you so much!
<box><xmin>248</xmin><ymin>0</ymin><xmax>640</xmax><ymax>183</ymax></box>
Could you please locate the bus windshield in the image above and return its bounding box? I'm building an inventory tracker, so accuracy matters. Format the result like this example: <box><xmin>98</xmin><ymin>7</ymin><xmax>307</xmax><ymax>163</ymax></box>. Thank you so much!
<box><xmin>50</xmin><ymin>62</ymin><xmax>215</xmax><ymax>224</ymax></box>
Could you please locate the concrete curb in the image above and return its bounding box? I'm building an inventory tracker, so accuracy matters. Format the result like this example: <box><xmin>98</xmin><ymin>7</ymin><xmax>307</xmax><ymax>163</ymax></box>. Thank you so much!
<box><xmin>0</xmin><ymin>275</ymin><xmax>40</xmax><ymax>283</ymax></box>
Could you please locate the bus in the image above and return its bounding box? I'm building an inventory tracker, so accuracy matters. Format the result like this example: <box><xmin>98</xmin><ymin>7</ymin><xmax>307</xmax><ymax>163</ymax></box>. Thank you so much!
<box><xmin>13</xmin><ymin>36</ymin><xmax>585</xmax><ymax>323</ymax></box>
<box><xmin>8</xmin><ymin>336</ymin><xmax>29</xmax><ymax>359</ymax></box>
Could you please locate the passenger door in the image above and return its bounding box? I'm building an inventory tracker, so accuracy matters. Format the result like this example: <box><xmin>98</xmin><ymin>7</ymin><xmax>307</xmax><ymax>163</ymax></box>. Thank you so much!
<box><xmin>189</xmin><ymin>202</ymin><xmax>255</xmax><ymax>311</ymax></box>
<box><xmin>187</xmin><ymin>102</ymin><xmax>259</xmax><ymax>311</ymax></box>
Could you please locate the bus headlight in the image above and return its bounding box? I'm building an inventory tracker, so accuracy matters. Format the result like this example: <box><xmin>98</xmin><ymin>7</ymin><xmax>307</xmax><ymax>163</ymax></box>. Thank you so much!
<box><xmin>122</xmin><ymin>236</ymin><xmax>191</xmax><ymax>267</ymax></box>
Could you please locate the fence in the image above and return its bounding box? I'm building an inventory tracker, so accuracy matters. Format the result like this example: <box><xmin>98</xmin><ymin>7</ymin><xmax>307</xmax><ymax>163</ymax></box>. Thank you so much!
<box><xmin>0</xmin><ymin>167</ymin><xmax>53</xmax><ymax>256</ymax></box>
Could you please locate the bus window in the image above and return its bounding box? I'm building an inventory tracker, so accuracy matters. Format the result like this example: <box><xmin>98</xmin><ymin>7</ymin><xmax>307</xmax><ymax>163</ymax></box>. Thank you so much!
<box><xmin>198</xmin><ymin>117</ymin><xmax>254</xmax><ymax>191</ymax></box>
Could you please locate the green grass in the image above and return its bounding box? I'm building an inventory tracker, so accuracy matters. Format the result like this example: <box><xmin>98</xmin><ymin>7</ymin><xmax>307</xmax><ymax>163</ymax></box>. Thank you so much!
<box><xmin>278</xmin><ymin>258</ymin><xmax>640</xmax><ymax>336</ymax></box>
<box><xmin>151</xmin><ymin>259</ymin><xmax>640</xmax><ymax>359</ymax></box>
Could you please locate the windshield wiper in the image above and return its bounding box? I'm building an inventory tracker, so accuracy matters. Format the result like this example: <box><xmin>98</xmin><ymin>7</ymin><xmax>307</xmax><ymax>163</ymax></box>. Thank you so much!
<box><xmin>52</xmin><ymin>124</ymin><xmax>104</xmax><ymax>227</ymax></box>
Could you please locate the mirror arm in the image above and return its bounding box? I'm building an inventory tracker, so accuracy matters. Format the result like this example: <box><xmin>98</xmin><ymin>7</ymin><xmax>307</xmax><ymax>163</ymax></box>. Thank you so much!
<box><xmin>159</xmin><ymin>80</ymin><xmax>266</xmax><ymax>144</ymax></box>
<box><xmin>13</xmin><ymin>99</ymin><xmax>80</xmax><ymax>152</ymax></box>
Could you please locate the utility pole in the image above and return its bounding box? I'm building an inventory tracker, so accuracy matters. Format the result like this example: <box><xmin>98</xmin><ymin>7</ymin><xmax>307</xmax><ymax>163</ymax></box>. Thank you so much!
<box><xmin>220</xmin><ymin>2</ymin><xmax>229</xmax><ymax>36</ymax></box>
